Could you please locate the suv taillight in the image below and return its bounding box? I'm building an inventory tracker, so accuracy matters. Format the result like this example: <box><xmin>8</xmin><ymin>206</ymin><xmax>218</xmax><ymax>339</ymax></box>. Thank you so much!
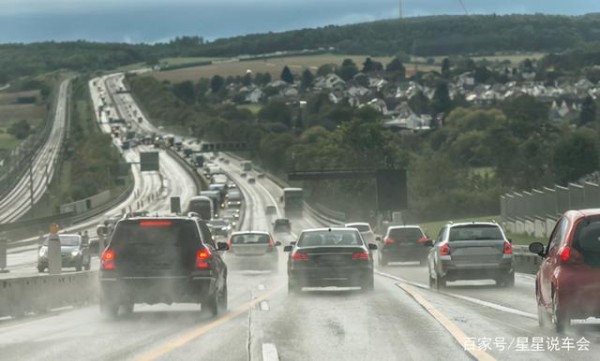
<box><xmin>101</xmin><ymin>249</ymin><xmax>116</xmax><ymax>270</ymax></box>
<box><xmin>384</xmin><ymin>237</ymin><xmax>395</xmax><ymax>244</ymax></box>
<box><xmin>291</xmin><ymin>252</ymin><xmax>308</xmax><ymax>261</ymax></box>
<box><xmin>195</xmin><ymin>249</ymin><xmax>212</xmax><ymax>269</ymax></box>
<box><xmin>267</xmin><ymin>238</ymin><xmax>275</xmax><ymax>252</ymax></box>
<box><xmin>503</xmin><ymin>241</ymin><xmax>513</xmax><ymax>255</ymax></box>
<box><xmin>440</xmin><ymin>243</ymin><xmax>451</xmax><ymax>256</ymax></box>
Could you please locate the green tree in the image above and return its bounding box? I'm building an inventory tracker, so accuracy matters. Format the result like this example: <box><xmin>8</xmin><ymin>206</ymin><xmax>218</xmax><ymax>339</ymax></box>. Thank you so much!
<box><xmin>242</xmin><ymin>73</ymin><xmax>253</xmax><ymax>86</ymax></box>
<box><xmin>258</xmin><ymin>100</ymin><xmax>293</xmax><ymax>128</ymax></box>
<box><xmin>7</xmin><ymin>119</ymin><xmax>31</xmax><ymax>140</ymax></box>
<box><xmin>408</xmin><ymin>91</ymin><xmax>430</xmax><ymax>115</ymax></box>
<box><xmin>281</xmin><ymin>66</ymin><xmax>294</xmax><ymax>84</ymax></box>
<box><xmin>300</xmin><ymin>69</ymin><xmax>314</xmax><ymax>90</ymax></box>
<box><xmin>362</xmin><ymin>57</ymin><xmax>383</xmax><ymax>73</ymax></box>
<box><xmin>579</xmin><ymin>95</ymin><xmax>597</xmax><ymax>126</ymax></box>
<box><xmin>210</xmin><ymin>75</ymin><xmax>225</xmax><ymax>93</ymax></box>
<box><xmin>316</xmin><ymin>64</ymin><xmax>337</xmax><ymax>77</ymax></box>
<box><xmin>386</xmin><ymin>57</ymin><xmax>406</xmax><ymax>81</ymax></box>
<box><xmin>338</xmin><ymin>59</ymin><xmax>359</xmax><ymax>81</ymax></box>
<box><xmin>441</xmin><ymin>58</ymin><xmax>451</xmax><ymax>77</ymax></box>
<box><xmin>172</xmin><ymin>81</ymin><xmax>196</xmax><ymax>104</ymax></box>
<box><xmin>432</xmin><ymin>81</ymin><xmax>452</xmax><ymax>115</ymax></box>
<box><xmin>553</xmin><ymin>129</ymin><xmax>599</xmax><ymax>184</ymax></box>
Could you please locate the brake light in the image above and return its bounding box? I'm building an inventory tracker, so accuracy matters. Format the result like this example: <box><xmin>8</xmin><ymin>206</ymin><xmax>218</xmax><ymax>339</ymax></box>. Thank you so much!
<box><xmin>139</xmin><ymin>220</ymin><xmax>172</xmax><ymax>227</ymax></box>
<box><xmin>101</xmin><ymin>249</ymin><xmax>116</xmax><ymax>270</ymax></box>
<box><xmin>352</xmin><ymin>251</ymin><xmax>369</xmax><ymax>260</ymax></box>
<box><xmin>267</xmin><ymin>238</ymin><xmax>275</xmax><ymax>252</ymax></box>
<box><xmin>384</xmin><ymin>237</ymin><xmax>395</xmax><ymax>244</ymax></box>
<box><xmin>560</xmin><ymin>246</ymin><xmax>571</xmax><ymax>263</ymax></box>
<box><xmin>440</xmin><ymin>243</ymin><xmax>451</xmax><ymax>256</ymax></box>
<box><xmin>195</xmin><ymin>249</ymin><xmax>212</xmax><ymax>269</ymax></box>
<box><xmin>503</xmin><ymin>241</ymin><xmax>513</xmax><ymax>255</ymax></box>
<box><xmin>291</xmin><ymin>252</ymin><xmax>308</xmax><ymax>261</ymax></box>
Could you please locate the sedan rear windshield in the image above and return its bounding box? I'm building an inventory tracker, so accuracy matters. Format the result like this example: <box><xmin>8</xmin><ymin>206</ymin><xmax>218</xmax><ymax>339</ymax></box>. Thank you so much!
<box><xmin>448</xmin><ymin>225</ymin><xmax>503</xmax><ymax>241</ymax></box>
<box><xmin>347</xmin><ymin>224</ymin><xmax>371</xmax><ymax>232</ymax></box>
<box><xmin>231</xmin><ymin>234</ymin><xmax>270</xmax><ymax>244</ymax></box>
<box><xmin>43</xmin><ymin>235</ymin><xmax>80</xmax><ymax>246</ymax></box>
<box><xmin>297</xmin><ymin>230</ymin><xmax>364</xmax><ymax>247</ymax></box>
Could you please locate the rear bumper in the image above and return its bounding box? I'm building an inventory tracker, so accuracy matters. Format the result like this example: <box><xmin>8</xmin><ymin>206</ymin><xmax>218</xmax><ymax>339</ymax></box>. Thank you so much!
<box><xmin>556</xmin><ymin>270</ymin><xmax>600</xmax><ymax>319</ymax></box>
<box><xmin>226</xmin><ymin>253</ymin><xmax>278</xmax><ymax>270</ymax></box>
<box><xmin>289</xmin><ymin>266</ymin><xmax>373</xmax><ymax>287</ymax></box>
<box><xmin>380</xmin><ymin>246</ymin><xmax>428</xmax><ymax>262</ymax></box>
<box><xmin>100</xmin><ymin>275</ymin><xmax>216</xmax><ymax>304</ymax></box>
<box><xmin>440</xmin><ymin>259</ymin><xmax>513</xmax><ymax>281</ymax></box>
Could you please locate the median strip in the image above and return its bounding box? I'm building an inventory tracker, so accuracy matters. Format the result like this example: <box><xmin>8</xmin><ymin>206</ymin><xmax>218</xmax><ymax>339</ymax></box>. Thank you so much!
<box><xmin>135</xmin><ymin>285</ymin><xmax>283</xmax><ymax>361</ymax></box>
<box><xmin>395</xmin><ymin>282</ymin><xmax>497</xmax><ymax>361</ymax></box>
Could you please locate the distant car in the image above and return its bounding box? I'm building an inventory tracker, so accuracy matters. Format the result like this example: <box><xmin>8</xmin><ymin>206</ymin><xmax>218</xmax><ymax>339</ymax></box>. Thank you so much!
<box><xmin>345</xmin><ymin>222</ymin><xmax>376</xmax><ymax>244</ymax></box>
<box><xmin>265</xmin><ymin>205</ymin><xmax>277</xmax><ymax>216</ymax></box>
<box><xmin>248</xmin><ymin>176</ymin><xmax>256</xmax><ymax>184</ymax></box>
<box><xmin>37</xmin><ymin>234</ymin><xmax>91</xmax><ymax>272</ymax></box>
<box><xmin>257</xmin><ymin>173</ymin><xmax>265</xmax><ymax>179</ymax></box>
<box><xmin>226</xmin><ymin>231</ymin><xmax>280</xmax><ymax>271</ymax></box>
<box><xmin>273</xmin><ymin>218</ymin><xmax>292</xmax><ymax>233</ymax></box>
<box><xmin>530</xmin><ymin>209</ymin><xmax>600</xmax><ymax>332</ymax></box>
<box><xmin>208</xmin><ymin>219</ymin><xmax>232</xmax><ymax>238</ymax></box>
<box><xmin>100</xmin><ymin>215</ymin><xmax>229</xmax><ymax>318</ymax></box>
<box><xmin>379</xmin><ymin>225</ymin><xmax>430</xmax><ymax>266</ymax></box>
<box><xmin>428</xmin><ymin>222</ymin><xmax>514</xmax><ymax>290</ymax></box>
<box><xmin>240</xmin><ymin>172</ymin><xmax>247</xmax><ymax>178</ymax></box>
<box><xmin>285</xmin><ymin>228</ymin><xmax>378</xmax><ymax>293</ymax></box>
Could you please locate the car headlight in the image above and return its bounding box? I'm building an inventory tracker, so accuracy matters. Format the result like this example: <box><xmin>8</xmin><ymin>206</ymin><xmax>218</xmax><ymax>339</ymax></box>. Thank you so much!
<box><xmin>71</xmin><ymin>250</ymin><xmax>81</xmax><ymax>257</ymax></box>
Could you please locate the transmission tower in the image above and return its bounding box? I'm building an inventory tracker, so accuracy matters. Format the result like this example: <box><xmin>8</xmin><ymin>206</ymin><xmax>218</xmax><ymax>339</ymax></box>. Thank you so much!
<box><xmin>399</xmin><ymin>0</ymin><xmax>403</xmax><ymax>19</ymax></box>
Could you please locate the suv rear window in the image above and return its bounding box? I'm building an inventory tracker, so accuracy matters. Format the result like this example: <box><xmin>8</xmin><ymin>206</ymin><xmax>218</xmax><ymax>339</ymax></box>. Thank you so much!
<box><xmin>448</xmin><ymin>225</ymin><xmax>503</xmax><ymax>241</ymax></box>
<box><xmin>110</xmin><ymin>219</ymin><xmax>202</xmax><ymax>273</ymax></box>
<box><xmin>275</xmin><ymin>220</ymin><xmax>290</xmax><ymax>226</ymax></box>
<box><xmin>388</xmin><ymin>228</ymin><xmax>424</xmax><ymax>243</ymax></box>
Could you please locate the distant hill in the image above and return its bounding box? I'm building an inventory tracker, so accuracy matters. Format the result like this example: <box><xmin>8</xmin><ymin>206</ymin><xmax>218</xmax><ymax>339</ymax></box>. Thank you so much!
<box><xmin>194</xmin><ymin>13</ymin><xmax>600</xmax><ymax>57</ymax></box>
<box><xmin>2</xmin><ymin>13</ymin><xmax>600</xmax><ymax>82</ymax></box>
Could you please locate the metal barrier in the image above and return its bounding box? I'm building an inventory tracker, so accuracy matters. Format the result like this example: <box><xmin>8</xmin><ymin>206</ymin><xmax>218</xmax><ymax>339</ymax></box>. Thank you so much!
<box><xmin>0</xmin><ymin>272</ymin><xmax>99</xmax><ymax>318</ymax></box>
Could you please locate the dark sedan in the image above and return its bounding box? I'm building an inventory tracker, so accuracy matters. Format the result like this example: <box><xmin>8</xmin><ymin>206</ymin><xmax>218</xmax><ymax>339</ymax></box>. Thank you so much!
<box><xmin>285</xmin><ymin>228</ymin><xmax>377</xmax><ymax>293</ymax></box>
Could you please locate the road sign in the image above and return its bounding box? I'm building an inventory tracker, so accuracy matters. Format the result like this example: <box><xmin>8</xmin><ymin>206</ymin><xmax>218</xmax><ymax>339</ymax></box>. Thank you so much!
<box><xmin>288</xmin><ymin>168</ymin><xmax>408</xmax><ymax>212</ymax></box>
<box><xmin>140</xmin><ymin>152</ymin><xmax>159</xmax><ymax>172</ymax></box>
<box><xmin>49</xmin><ymin>223</ymin><xmax>59</xmax><ymax>235</ymax></box>
<box><xmin>170</xmin><ymin>197</ymin><xmax>181</xmax><ymax>214</ymax></box>
<box><xmin>201</xmin><ymin>142</ymin><xmax>248</xmax><ymax>152</ymax></box>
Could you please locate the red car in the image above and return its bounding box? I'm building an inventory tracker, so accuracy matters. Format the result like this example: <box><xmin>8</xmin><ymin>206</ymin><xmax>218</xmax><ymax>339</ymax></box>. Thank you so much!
<box><xmin>529</xmin><ymin>209</ymin><xmax>600</xmax><ymax>332</ymax></box>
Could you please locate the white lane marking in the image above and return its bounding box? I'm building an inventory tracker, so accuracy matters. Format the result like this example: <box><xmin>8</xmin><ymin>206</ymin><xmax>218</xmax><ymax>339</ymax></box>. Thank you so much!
<box><xmin>258</xmin><ymin>284</ymin><xmax>265</xmax><ymax>290</ymax></box>
<box><xmin>376</xmin><ymin>270</ymin><xmax>537</xmax><ymax>320</ymax></box>
<box><xmin>262</xmin><ymin>343</ymin><xmax>279</xmax><ymax>361</ymax></box>
<box><xmin>260</xmin><ymin>301</ymin><xmax>270</xmax><ymax>311</ymax></box>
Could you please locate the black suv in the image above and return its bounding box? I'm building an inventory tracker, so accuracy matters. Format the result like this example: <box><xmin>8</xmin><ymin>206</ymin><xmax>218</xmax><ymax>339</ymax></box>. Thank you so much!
<box><xmin>99</xmin><ymin>216</ymin><xmax>229</xmax><ymax>318</ymax></box>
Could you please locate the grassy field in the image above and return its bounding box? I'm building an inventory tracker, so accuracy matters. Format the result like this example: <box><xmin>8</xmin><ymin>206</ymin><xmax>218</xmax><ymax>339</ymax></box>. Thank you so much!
<box><xmin>150</xmin><ymin>54</ymin><xmax>438</xmax><ymax>83</ymax></box>
<box><xmin>0</xmin><ymin>90</ymin><xmax>47</xmax><ymax>154</ymax></box>
<box><xmin>414</xmin><ymin>52</ymin><xmax>546</xmax><ymax>65</ymax></box>
<box><xmin>418</xmin><ymin>215</ymin><xmax>544</xmax><ymax>246</ymax></box>
<box><xmin>239</xmin><ymin>104</ymin><xmax>262</xmax><ymax>115</ymax></box>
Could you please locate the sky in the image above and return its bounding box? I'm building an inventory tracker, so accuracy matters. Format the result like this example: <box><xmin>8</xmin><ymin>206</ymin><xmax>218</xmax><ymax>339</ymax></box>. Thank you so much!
<box><xmin>0</xmin><ymin>0</ymin><xmax>599</xmax><ymax>43</ymax></box>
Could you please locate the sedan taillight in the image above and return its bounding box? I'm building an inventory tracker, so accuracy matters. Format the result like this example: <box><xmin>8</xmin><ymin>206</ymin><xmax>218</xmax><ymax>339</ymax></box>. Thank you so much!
<box><xmin>352</xmin><ymin>251</ymin><xmax>369</xmax><ymax>260</ymax></box>
<box><xmin>291</xmin><ymin>252</ymin><xmax>308</xmax><ymax>261</ymax></box>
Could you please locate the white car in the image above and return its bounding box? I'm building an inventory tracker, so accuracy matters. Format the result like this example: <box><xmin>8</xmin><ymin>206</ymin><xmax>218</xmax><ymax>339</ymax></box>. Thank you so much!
<box><xmin>345</xmin><ymin>222</ymin><xmax>376</xmax><ymax>244</ymax></box>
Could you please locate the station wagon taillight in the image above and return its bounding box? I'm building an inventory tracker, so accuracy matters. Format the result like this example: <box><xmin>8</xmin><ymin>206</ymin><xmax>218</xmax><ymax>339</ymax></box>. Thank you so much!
<box><xmin>440</xmin><ymin>243</ymin><xmax>451</xmax><ymax>256</ymax></box>
<box><xmin>195</xmin><ymin>249</ymin><xmax>212</xmax><ymax>269</ymax></box>
<box><xmin>101</xmin><ymin>249</ymin><xmax>116</xmax><ymax>270</ymax></box>
<box><xmin>503</xmin><ymin>241</ymin><xmax>513</xmax><ymax>255</ymax></box>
